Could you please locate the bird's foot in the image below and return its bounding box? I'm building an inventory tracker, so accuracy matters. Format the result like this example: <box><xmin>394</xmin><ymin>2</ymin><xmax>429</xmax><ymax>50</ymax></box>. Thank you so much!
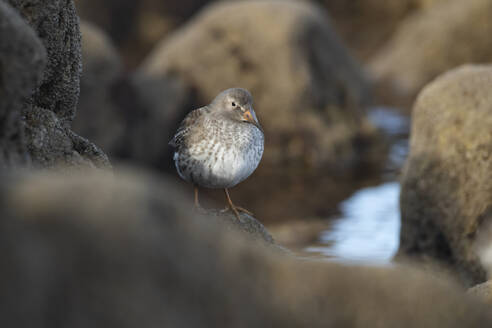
<box><xmin>220</xmin><ymin>205</ymin><xmax>253</xmax><ymax>219</ymax></box>
<box><xmin>235</xmin><ymin>206</ymin><xmax>254</xmax><ymax>216</ymax></box>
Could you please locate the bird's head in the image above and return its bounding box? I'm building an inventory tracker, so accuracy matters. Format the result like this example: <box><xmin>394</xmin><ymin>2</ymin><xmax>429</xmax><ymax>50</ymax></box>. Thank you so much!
<box><xmin>211</xmin><ymin>88</ymin><xmax>263</xmax><ymax>133</ymax></box>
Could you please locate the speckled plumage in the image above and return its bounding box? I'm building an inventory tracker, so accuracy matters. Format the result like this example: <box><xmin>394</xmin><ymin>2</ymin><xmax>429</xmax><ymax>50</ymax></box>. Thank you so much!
<box><xmin>170</xmin><ymin>88</ymin><xmax>264</xmax><ymax>190</ymax></box>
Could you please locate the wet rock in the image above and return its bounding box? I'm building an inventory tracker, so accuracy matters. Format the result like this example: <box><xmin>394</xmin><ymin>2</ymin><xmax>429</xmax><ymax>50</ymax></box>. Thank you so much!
<box><xmin>0</xmin><ymin>0</ymin><xmax>110</xmax><ymax>169</ymax></box>
<box><xmin>370</xmin><ymin>0</ymin><xmax>492</xmax><ymax>108</ymax></box>
<box><xmin>398</xmin><ymin>65</ymin><xmax>492</xmax><ymax>286</ymax></box>
<box><xmin>1</xmin><ymin>168</ymin><xmax>492</xmax><ymax>327</ymax></box>
<box><xmin>136</xmin><ymin>0</ymin><xmax>382</xmax><ymax>221</ymax></box>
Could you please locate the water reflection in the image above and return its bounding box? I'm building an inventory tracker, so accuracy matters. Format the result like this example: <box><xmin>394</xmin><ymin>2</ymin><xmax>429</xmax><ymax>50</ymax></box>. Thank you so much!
<box><xmin>306</xmin><ymin>182</ymin><xmax>401</xmax><ymax>264</ymax></box>
<box><xmin>304</xmin><ymin>107</ymin><xmax>408</xmax><ymax>264</ymax></box>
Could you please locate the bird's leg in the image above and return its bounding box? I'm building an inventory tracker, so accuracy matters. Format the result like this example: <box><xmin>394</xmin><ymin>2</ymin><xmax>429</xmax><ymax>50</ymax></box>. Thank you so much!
<box><xmin>234</xmin><ymin>206</ymin><xmax>254</xmax><ymax>216</ymax></box>
<box><xmin>194</xmin><ymin>185</ymin><xmax>201</xmax><ymax>208</ymax></box>
<box><xmin>223</xmin><ymin>188</ymin><xmax>254</xmax><ymax>220</ymax></box>
<box><xmin>224</xmin><ymin>188</ymin><xmax>240</xmax><ymax>220</ymax></box>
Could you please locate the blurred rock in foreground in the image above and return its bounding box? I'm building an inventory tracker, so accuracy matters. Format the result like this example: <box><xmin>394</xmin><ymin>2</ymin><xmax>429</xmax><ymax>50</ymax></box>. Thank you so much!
<box><xmin>133</xmin><ymin>0</ymin><xmax>383</xmax><ymax>221</ymax></box>
<box><xmin>0</xmin><ymin>0</ymin><xmax>109</xmax><ymax>169</ymax></box>
<box><xmin>398</xmin><ymin>65</ymin><xmax>492</xmax><ymax>286</ymax></box>
<box><xmin>370</xmin><ymin>0</ymin><xmax>492</xmax><ymax>109</ymax></box>
<box><xmin>1</xmin><ymin>168</ymin><xmax>492</xmax><ymax>327</ymax></box>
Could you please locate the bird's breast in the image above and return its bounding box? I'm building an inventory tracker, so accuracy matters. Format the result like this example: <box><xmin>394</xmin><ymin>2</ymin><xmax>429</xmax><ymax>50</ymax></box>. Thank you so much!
<box><xmin>177</xmin><ymin>120</ymin><xmax>264</xmax><ymax>189</ymax></box>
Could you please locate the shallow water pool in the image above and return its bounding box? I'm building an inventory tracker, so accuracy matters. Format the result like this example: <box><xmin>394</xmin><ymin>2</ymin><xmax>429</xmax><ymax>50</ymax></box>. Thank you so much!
<box><xmin>302</xmin><ymin>107</ymin><xmax>408</xmax><ymax>264</ymax></box>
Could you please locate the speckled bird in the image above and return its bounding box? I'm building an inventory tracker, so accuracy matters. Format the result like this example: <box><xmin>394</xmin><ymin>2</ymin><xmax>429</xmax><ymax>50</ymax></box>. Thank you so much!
<box><xmin>169</xmin><ymin>88</ymin><xmax>264</xmax><ymax>219</ymax></box>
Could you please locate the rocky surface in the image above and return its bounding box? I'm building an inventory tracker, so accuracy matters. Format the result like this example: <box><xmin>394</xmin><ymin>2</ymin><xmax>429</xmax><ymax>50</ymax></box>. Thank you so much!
<box><xmin>74</xmin><ymin>0</ymin><xmax>209</xmax><ymax>67</ymax></box>
<box><xmin>318</xmin><ymin>0</ymin><xmax>449</xmax><ymax>60</ymax></box>
<box><xmin>206</xmin><ymin>209</ymin><xmax>276</xmax><ymax>245</ymax></box>
<box><xmin>398</xmin><ymin>65</ymin><xmax>492</xmax><ymax>286</ymax></box>
<box><xmin>0</xmin><ymin>0</ymin><xmax>109</xmax><ymax>169</ymax></box>
<box><xmin>72</xmin><ymin>21</ymin><xmax>125</xmax><ymax>154</ymax></box>
<box><xmin>0</xmin><ymin>168</ymin><xmax>491</xmax><ymax>327</ymax></box>
<box><xmin>135</xmin><ymin>0</ymin><xmax>382</xmax><ymax>221</ymax></box>
<box><xmin>369</xmin><ymin>0</ymin><xmax>492</xmax><ymax>108</ymax></box>
<box><xmin>468</xmin><ymin>281</ymin><xmax>492</xmax><ymax>305</ymax></box>
<box><xmin>8</xmin><ymin>0</ymin><xmax>82</xmax><ymax>122</ymax></box>
<box><xmin>73</xmin><ymin>20</ymin><xmax>192</xmax><ymax>167</ymax></box>
<box><xmin>0</xmin><ymin>0</ymin><xmax>46</xmax><ymax>167</ymax></box>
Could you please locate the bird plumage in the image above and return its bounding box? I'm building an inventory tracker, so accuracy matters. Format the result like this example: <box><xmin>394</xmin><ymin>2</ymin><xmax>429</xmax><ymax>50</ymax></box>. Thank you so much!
<box><xmin>169</xmin><ymin>88</ymin><xmax>264</xmax><ymax>218</ymax></box>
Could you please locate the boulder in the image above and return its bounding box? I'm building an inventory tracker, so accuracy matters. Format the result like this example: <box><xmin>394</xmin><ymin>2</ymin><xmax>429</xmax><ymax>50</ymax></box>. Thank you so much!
<box><xmin>0</xmin><ymin>0</ymin><xmax>46</xmax><ymax>167</ymax></box>
<box><xmin>318</xmin><ymin>0</ymin><xmax>449</xmax><ymax>60</ymax></box>
<box><xmin>369</xmin><ymin>0</ymin><xmax>492</xmax><ymax>108</ymax></box>
<box><xmin>7</xmin><ymin>0</ymin><xmax>82</xmax><ymax>122</ymax></box>
<box><xmin>74</xmin><ymin>0</ymin><xmax>209</xmax><ymax>67</ymax></box>
<box><xmin>136</xmin><ymin>0</ymin><xmax>381</xmax><ymax>221</ymax></box>
<box><xmin>72</xmin><ymin>22</ymin><xmax>125</xmax><ymax>154</ymax></box>
<box><xmin>0</xmin><ymin>0</ymin><xmax>110</xmax><ymax>169</ymax></box>
<box><xmin>73</xmin><ymin>21</ymin><xmax>191</xmax><ymax>166</ymax></box>
<box><xmin>398</xmin><ymin>65</ymin><xmax>492</xmax><ymax>286</ymax></box>
<box><xmin>1</xmin><ymin>168</ymin><xmax>492</xmax><ymax>327</ymax></box>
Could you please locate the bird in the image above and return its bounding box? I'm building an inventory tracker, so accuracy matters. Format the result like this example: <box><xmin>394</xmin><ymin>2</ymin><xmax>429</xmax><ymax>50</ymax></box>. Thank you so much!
<box><xmin>169</xmin><ymin>88</ymin><xmax>264</xmax><ymax>220</ymax></box>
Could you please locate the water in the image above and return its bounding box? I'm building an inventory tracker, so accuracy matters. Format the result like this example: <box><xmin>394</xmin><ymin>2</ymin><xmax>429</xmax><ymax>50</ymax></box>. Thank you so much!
<box><xmin>306</xmin><ymin>182</ymin><xmax>401</xmax><ymax>264</ymax></box>
<box><xmin>304</xmin><ymin>107</ymin><xmax>409</xmax><ymax>264</ymax></box>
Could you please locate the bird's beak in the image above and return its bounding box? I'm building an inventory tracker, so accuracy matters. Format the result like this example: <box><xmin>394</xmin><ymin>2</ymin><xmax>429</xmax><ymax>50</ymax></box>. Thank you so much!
<box><xmin>242</xmin><ymin>107</ymin><xmax>263</xmax><ymax>133</ymax></box>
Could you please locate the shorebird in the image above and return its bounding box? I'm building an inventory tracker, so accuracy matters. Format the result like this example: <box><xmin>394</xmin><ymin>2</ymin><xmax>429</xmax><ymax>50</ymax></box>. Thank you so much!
<box><xmin>169</xmin><ymin>88</ymin><xmax>264</xmax><ymax>220</ymax></box>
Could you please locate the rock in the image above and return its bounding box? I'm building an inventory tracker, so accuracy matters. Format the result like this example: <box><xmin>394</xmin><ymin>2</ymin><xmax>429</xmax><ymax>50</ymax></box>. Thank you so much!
<box><xmin>318</xmin><ymin>0</ymin><xmax>449</xmax><ymax>60</ymax></box>
<box><xmin>74</xmin><ymin>0</ymin><xmax>209</xmax><ymax>67</ymax></box>
<box><xmin>398</xmin><ymin>65</ymin><xmax>492</xmax><ymax>286</ymax></box>
<box><xmin>74</xmin><ymin>19</ymin><xmax>192</xmax><ymax>168</ymax></box>
<box><xmin>7</xmin><ymin>0</ymin><xmax>82</xmax><ymax>123</ymax></box>
<box><xmin>468</xmin><ymin>281</ymin><xmax>492</xmax><ymax>305</ymax></box>
<box><xmin>72</xmin><ymin>21</ymin><xmax>125</xmax><ymax>154</ymax></box>
<box><xmin>0</xmin><ymin>0</ymin><xmax>110</xmax><ymax>169</ymax></box>
<box><xmin>136</xmin><ymin>0</ymin><xmax>382</xmax><ymax>221</ymax></box>
<box><xmin>1</xmin><ymin>167</ymin><xmax>492</xmax><ymax>327</ymax></box>
<box><xmin>369</xmin><ymin>0</ymin><xmax>492</xmax><ymax>108</ymax></box>
<box><xmin>0</xmin><ymin>0</ymin><xmax>46</xmax><ymax>168</ymax></box>
<box><xmin>118</xmin><ymin>75</ymin><xmax>191</xmax><ymax>170</ymax></box>
<box><xmin>206</xmin><ymin>209</ymin><xmax>276</xmax><ymax>245</ymax></box>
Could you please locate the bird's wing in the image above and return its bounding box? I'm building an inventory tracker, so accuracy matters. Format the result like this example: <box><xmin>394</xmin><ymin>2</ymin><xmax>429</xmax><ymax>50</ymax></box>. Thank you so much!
<box><xmin>169</xmin><ymin>106</ymin><xmax>208</xmax><ymax>148</ymax></box>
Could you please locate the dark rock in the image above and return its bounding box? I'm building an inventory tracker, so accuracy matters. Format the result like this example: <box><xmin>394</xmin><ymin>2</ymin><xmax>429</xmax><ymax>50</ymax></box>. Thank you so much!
<box><xmin>74</xmin><ymin>20</ymin><xmax>191</xmax><ymax>167</ymax></box>
<box><xmin>74</xmin><ymin>0</ymin><xmax>210</xmax><ymax>67</ymax></box>
<box><xmin>135</xmin><ymin>0</ymin><xmax>383</xmax><ymax>221</ymax></box>
<box><xmin>206</xmin><ymin>209</ymin><xmax>275</xmax><ymax>245</ymax></box>
<box><xmin>7</xmin><ymin>0</ymin><xmax>82</xmax><ymax>123</ymax></box>
<box><xmin>0</xmin><ymin>0</ymin><xmax>110</xmax><ymax>169</ymax></box>
<box><xmin>72</xmin><ymin>22</ymin><xmax>126</xmax><ymax>154</ymax></box>
<box><xmin>1</xmin><ymin>168</ymin><xmax>492</xmax><ymax>327</ymax></box>
<box><xmin>370</xmin><ymin>0</ymin><xmax>492</xmax><ymax>109</ymax></box>
<box><xmin>398</xmin><ymin>65</ymin><xmax>492</xmax><ymax>286</ymax></box>
<box><xmin>118</xmin><ymin>75</ymin><xmax>191</xmax><ymax>169</ymax></box>
<box><xmin>0</xmin><ymin>0</ymin><xmax>46</xmax><ymax>167</ymax></box>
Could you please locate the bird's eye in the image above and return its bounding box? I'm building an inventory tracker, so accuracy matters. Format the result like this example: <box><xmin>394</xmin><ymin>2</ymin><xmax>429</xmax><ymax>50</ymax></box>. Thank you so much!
<box><xmin>231</xmin><ymin>102</ymin><xmax>236</xmax><ymax>107</ymax></box>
